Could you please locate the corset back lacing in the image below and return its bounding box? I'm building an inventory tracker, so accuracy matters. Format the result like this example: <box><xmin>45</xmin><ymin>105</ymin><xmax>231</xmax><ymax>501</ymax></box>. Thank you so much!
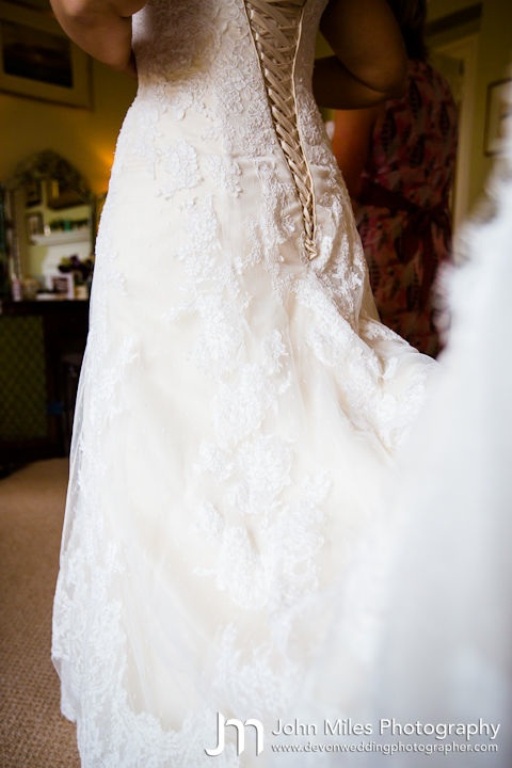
<box><xmin>244</xmin><ymin>0</ymin><xmax>318</xmax><ymax>260</ymax></box>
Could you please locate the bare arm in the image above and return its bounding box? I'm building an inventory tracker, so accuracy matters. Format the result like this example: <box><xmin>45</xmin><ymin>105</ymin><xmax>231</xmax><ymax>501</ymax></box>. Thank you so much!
<box><xmin>314</xmin><ymin>0</ymin><xmax>406</xmax><ymax>109</ymax></box>
<box><xmin>49</xmin><ymin>0</ymin><xmax>147</xmax><ymax>74</ymax></box>
<box><xmin>331</xmin><ymin>106</ymin><xmax>382</xmax><ymax>197</ymax></box>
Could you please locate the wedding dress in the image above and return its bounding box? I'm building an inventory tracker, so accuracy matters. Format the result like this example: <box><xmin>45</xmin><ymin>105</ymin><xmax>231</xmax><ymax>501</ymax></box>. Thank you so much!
<box><xmin>52</xmin><ymin>1</ymin><xmax>435</xmax><ymax>765</ymax></box>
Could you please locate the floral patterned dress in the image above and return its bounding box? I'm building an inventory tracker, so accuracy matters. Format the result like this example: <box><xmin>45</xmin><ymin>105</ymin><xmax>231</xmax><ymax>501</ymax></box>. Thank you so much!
<box><xmin>356</xmin><ymin>59</ymin><xmax>458</xmax><ymax>357</ymax></box>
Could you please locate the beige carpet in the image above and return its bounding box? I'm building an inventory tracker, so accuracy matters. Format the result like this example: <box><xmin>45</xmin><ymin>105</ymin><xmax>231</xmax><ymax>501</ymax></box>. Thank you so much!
<box><xmin>0</xmin><ymin>460</ymin><xmax>80</xmax><ymax>768</ymax></box>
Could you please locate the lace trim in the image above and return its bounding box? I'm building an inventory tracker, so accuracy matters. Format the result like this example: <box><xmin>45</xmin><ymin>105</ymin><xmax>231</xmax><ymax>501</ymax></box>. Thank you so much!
<box><xmin>244</xmin><ymin>0</ymin><xmax>318</xmax><ymax>260</ymax></box>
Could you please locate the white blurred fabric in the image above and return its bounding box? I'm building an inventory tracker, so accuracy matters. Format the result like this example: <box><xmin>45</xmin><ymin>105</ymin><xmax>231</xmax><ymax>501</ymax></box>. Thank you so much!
<box><xmin>277</xmin><ymin>79</ymin><xmax>512</xmax><ymax>768</ymax></box>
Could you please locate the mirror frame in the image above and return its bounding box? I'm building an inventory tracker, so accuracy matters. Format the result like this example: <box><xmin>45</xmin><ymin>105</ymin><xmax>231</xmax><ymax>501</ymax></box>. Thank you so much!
<box><xmin>5</xmin><ymin>150</ymin><xmax>94</xmax><ymax>288</ymax></box>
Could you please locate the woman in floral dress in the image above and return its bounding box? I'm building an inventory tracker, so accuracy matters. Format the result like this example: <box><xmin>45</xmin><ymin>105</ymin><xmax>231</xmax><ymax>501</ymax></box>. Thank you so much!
<box><xmin>333</xmin><ymin>0</ymin><xmax>458</xmax><ymax>356</ymax></box>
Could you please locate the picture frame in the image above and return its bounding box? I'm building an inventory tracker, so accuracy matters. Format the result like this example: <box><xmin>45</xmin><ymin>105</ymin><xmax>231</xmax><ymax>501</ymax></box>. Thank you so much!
<box><xmin>484</xmin><ymin>78</ymin><xmax>512</xmax><ymax>156</ymax></box>
<box><xmin>50</xmin><ymin>273</ymin><xmax>75</xmax><ymax>299</ymax></box>
<box><xmin>26</xmin><ymin>211</ymin><xmax>44</xmax><ymax>238</ymax></box>
<box><xmin>0</xmin><ymin>1</ymin><xmax>91</xmax><ymax>108</ymax></box>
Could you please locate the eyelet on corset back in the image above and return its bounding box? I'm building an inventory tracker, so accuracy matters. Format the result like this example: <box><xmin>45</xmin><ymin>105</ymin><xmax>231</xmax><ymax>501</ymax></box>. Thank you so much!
<box><xmin>244</xmin><ymin>0</ymin><xmax>318</xmax><ymax>260</ymax></box>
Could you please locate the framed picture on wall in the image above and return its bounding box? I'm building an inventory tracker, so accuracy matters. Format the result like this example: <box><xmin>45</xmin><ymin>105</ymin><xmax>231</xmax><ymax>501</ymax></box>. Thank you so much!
<box><xmin>484</xmin><ymin>78</ymin><xmax>512</xmax><ymax>156</ymax></box>
<box><xmin>0</xmin><ymin>0</ymin><xmax>91</xmax><ymax>107</ymax></box>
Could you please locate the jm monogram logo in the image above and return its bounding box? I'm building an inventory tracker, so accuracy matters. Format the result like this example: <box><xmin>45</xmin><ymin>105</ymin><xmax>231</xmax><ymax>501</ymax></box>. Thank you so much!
<box><xmin>205</xmin><ymin>712</ymin><xmax>265</xmax><ymax>757</ymax></box>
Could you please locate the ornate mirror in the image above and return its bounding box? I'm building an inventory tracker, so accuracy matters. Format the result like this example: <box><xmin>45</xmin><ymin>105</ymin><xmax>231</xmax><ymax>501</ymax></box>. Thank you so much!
<box><xmin>4</xmin><ymin>150</ymin><xmax>94</xmax><ymax>299</ymax></box>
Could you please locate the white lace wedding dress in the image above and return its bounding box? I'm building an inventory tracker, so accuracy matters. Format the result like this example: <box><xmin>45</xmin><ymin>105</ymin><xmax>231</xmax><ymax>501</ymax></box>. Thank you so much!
<box><xmin>52</xmin><ymin>1</ymin><xmax>435</xmax><ymax>765</ymax></box>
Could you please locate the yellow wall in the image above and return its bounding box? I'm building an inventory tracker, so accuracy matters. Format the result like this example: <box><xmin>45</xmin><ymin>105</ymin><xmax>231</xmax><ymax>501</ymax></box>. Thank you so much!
<box><xmin>0</xmin><ymin>59</ymin><xmax>136</xmax><ymax>195</ymax></box>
